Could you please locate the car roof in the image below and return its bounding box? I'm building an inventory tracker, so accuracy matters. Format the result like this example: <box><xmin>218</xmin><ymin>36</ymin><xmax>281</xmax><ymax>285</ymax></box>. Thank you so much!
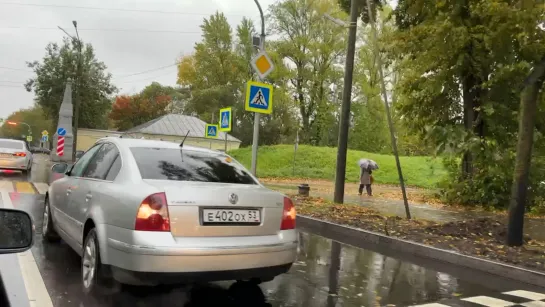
<box><xmin>97</xmin><ymin>137</ymin><xmax>223</xmax><ymax>155</ymax></box>
<box><xmin>0</xmin><ymin>138</ymin><xmax>24</xmax><ymax>143</ymax></box>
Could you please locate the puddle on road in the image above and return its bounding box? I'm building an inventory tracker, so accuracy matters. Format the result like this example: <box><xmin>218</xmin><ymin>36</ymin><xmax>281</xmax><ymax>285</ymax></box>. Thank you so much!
<box><xmin>265</xmin><ymin>232</ymin><xmax>495</xmax><ymax>307</ymax></box>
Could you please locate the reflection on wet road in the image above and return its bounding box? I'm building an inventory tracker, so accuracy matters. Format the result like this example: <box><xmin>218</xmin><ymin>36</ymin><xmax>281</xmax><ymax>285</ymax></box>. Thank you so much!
<box><xmin>0</xmin><ymin>158</ymin><xmax>539</xmax><ymax>306</ymax></box>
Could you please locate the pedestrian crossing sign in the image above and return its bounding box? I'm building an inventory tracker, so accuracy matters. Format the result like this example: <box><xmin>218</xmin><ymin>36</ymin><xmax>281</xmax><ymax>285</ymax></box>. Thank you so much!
<box><xmin>219</xmin><ymin>107</ymin><xmax>232</xmax><ymax>132</ymax></box>
<box><xmin>245</xmin><ymin>81</ymin><xmax>273</xmax><ymax>114</ymax></box>
<box><xmin>205</xmin><ymin>124</ymin><xmax>218</xmax><ymax>138</ymax></box>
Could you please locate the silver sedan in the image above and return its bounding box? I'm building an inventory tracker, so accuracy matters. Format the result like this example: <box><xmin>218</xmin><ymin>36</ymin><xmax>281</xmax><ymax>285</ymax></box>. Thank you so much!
<box><xmin>44</xmin><ymin>137</ymin><xmax>298</xmax><ymax>294</ymax></box>
<box><xmin>0</xmin><ymin>138</ymin><xmax>33</xmax><ymax>174</ymax></box>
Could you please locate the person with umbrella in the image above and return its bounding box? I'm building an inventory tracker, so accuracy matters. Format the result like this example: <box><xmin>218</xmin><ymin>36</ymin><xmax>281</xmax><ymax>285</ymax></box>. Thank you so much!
<box><xmin>358</xmin><ymin>159</ymin><xmax>378</xmax><ymax>196</ymax></box>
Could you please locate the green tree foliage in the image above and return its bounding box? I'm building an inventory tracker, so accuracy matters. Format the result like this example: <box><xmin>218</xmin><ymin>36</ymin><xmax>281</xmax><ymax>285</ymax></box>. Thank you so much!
<box><xmin>269</xmin><ymin>0</ymin><xmax>347</xmax><ymax>145</ymax></box>
<box><xmin>0</xmin><ymin>105</ymin><xmax>53</xmax><ymax>146</ymax></box>
<box><xmin>390</xmin><ymin>0</ymin><xmax>545</xmax><ymax>208</ymax></box>
<box><xmin>337</xmin><ymin>0</ymin><xmax>384</xmax><ymax>23</ymax></box>
<box><xmin>25</xmin><ymin>37</ymin><xmax>117</xmax><ymax>129</ymax></box>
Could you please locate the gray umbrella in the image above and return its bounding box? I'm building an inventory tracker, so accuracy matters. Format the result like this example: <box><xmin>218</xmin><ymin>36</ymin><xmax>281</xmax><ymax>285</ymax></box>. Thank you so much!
<box><xmin>358</xmin><ymin>158</ymin><xmax>379</xmax><ymax>170</ymax></box>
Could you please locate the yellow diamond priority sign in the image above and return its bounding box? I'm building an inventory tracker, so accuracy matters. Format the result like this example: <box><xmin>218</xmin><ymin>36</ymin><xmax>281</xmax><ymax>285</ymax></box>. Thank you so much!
<box><xmin>251</xmin><ymin>50</ymin><xmax>274</xmax><ymax>79</ymax></box>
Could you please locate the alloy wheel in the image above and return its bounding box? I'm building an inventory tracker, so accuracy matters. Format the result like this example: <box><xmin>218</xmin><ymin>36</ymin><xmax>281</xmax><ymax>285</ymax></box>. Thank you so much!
<box><xmin>42</xmin><ymin>203</ymin><xmax>49</xmax><ymax>234</ymax></box>
<box><xmin>82</xmin><ymin>238</ymin><xmax>97</xmax><ymax>289</ymax></box>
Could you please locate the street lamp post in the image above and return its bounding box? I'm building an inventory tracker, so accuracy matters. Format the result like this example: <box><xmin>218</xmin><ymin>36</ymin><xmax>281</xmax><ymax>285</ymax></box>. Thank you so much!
<box><xmin>6</xmin><ymin>121</ymin><xmax>32</xmax><ymax>138</ymax></box>
<box><xmin>250</xmin><ymin>0</ymin><xmax>266</xmax><ymax>176</ymax></box>
<box><xmin>58</xmin><ymin>21</ymin><xmax>82</xmax><ymax>162</ymax></box>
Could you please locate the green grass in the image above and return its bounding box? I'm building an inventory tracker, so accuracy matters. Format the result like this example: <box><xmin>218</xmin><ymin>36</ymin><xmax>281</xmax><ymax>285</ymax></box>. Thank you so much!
<box><xmin>229</xmin><ymin>144</ymin><xmax>447</xmax><ymax>189</ymax></box>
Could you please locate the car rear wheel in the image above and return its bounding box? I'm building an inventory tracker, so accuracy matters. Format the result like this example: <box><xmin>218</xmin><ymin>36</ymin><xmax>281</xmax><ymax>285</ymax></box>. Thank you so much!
<box><xmin>82</xmin><ymin>228</ymin><xmax>115</xmax><ymax>295</ymax></box>
<box><xmin>42</xmin><ymin>198</ymin><xmax>60</xmax><ymax>242</ymax></box>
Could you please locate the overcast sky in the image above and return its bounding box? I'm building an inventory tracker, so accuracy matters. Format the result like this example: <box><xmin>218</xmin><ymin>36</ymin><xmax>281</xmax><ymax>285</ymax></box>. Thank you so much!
<box><xmin>0</xmin><ymin>0</ymin><xmax>278</xmax><ymax>119</ymax></box>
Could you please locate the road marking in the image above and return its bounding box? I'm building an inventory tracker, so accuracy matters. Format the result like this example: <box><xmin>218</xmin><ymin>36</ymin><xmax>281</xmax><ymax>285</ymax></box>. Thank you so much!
<box><xmin>0</xmin><ymin>180</ymin><xmax>15</xmax><ymax>192</ymax></box>
<box><xmin>14</xmin><ymin>182</ymin><xmax>36</xmax><ymax>194</ymax></box>
<box><xmin>461</xmin><ymin>296</ymin><xmax>516</xmax><ymax>306</ymax></box>
<box><xmin>1</xmin><ymin>191</ymin><xmax>54</xmax><ymax>307</ymax></box>
<box><xmin>521</xmin><ymin>301</ymin><xmax>545</xmax><ymax>307</ymax></box>
<box><xmin>33</xmin><ymin>183</ymin><xmax>49</xmax><ymax>195</ymax></box>
<box><xmin>504</xmin><ymin>290</ymin><xmax>545</xmax><ymax>301</ymax></box>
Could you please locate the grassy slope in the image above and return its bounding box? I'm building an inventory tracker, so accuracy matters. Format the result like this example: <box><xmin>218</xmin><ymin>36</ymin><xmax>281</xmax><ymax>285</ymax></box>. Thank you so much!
<box><xmin>229</xmin><ymin>145</ymin><xmax>447</xmax><ymax>188</ymax></box>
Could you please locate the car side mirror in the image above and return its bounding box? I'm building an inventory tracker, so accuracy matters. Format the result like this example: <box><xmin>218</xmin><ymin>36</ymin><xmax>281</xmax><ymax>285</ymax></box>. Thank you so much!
<box><xmin>51</xmin><ymin>163</ymin><xmax>69</xmax><ymax>174</ymax></box>
<box><xmin>0</xmin><ymin>208</ymin><xmax>34</xmax><ymax>254</ymax></box>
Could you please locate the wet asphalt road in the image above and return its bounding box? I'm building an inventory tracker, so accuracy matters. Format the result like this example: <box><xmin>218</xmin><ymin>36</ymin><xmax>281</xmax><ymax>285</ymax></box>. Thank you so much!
<box><xmin>0</xmin><ymin>156</ymin><xmax>540</xmax><ymax>306</ymax></box>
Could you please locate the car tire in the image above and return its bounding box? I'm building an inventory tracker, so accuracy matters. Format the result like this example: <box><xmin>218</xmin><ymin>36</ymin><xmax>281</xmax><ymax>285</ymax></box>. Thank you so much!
<box><xmin>82</xmin><ymin>228</ymin><xmax>114</xmax><ymax>295</ymax></box>
<box><xmin>42</xmin><ymin>197</ymin><xmax>60</xmax><ymax>242</ymax></box>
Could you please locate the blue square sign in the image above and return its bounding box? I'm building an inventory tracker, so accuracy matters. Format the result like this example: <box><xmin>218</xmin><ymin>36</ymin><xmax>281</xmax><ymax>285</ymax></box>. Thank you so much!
<box><xmin>205</xmin><ymin>124</ymin><xmax>218</xmax><ymax>138</ymax></box>
<box><xmin>219</xmin><ymin>107</ymin><xmax>232</xmax><ymax>132</ymax></box>
<box><xmin>245</xmin><ymin>81</ymin><xmax>273</xmax><ymax>114</ymax></box>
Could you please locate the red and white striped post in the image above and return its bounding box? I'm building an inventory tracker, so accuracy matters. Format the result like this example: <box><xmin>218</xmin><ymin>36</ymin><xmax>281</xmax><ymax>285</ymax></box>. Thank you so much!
<box><xmin>57</xmin><ymin>136</ymin><xmax>65</xmax><ymax>157</ymax></box>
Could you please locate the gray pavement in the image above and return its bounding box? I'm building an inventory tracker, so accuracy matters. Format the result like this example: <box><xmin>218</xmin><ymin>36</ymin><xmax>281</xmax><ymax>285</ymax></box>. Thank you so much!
<box><xmin>0</xmin><ymin>157</ymin><xmax>543</xmax><ymax>306</ymax></box>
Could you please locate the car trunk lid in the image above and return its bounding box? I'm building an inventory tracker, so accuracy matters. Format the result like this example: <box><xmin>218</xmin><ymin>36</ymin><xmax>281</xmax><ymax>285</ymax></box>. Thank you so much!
<box><xmin>143</xmin><ymin>180</ymin><xmax>284</xmax><ymax>237</ymax></box>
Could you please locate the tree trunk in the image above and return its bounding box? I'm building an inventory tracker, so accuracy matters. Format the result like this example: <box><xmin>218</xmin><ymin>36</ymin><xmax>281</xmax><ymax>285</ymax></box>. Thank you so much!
<box><xmin>507</xmin><ymin>57</ymin><xmax>545</xmax><ymax>246</ymax></box>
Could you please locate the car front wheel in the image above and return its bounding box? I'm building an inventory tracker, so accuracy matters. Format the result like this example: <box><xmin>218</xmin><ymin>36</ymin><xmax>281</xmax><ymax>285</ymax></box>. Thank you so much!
<box><xmin>42</xmin><ymin>197</ymin><xmax>60</xmax><ymax>242</ymax></box>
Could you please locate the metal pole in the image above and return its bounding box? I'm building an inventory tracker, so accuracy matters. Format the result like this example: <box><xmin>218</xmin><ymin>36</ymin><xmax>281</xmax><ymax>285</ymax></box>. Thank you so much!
<box><xmin>224</xmin><ymin>132</ymin><xmax>228</xmax><ymax>152</ymax></box>
<box><xmin>333</xmin><ymin>0</ymin><xmax>359</xmax><ymax>204</ymax></box>
<box><xmin>251</xmin><ymin>0</ymin><xmax>266</xmax><ymax>177</ymax></box>
<box><xmin>293</xmin><ymin>129</ymin><xmax>298</xmax><ymax>176</ymax></box>
<box><xmin>365</xmin><ymin>1</ymin><xmax>411</xmax><ymax>219</ymax></box>
<box><xmin>72</xmin><ymin>21</ymin><xmax>81</xmax><ymax>163</ymax></box>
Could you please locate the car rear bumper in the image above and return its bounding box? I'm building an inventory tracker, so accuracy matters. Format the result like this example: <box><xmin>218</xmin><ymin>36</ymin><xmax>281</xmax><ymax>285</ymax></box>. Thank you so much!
<box><xmin>101</xmin><ymin>226</ymin><xmax>298</xmax><ymax>284</ymax></box>
<box><xmin>0</xmin><ymin>157</ymin><xmax>29</xmax><ymax>170</ymax></box>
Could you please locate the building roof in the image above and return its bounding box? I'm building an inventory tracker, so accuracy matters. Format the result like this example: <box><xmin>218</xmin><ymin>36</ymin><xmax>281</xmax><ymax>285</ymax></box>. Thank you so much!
<box><xmin>124</xmin><ymin>114</ymin><xmax>241</xmax><ymax>143</ymax></box>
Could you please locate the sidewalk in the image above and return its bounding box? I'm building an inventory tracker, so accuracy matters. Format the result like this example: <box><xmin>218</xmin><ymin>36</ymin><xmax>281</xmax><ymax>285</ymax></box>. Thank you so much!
<box><xmin>267</xmin><ymin>182</ymin><xmax>545</xmax><ymax>241</ymax></box>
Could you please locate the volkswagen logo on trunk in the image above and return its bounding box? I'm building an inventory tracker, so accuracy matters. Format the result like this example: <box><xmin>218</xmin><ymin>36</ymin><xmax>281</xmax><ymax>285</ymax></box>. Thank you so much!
<box><xmin>228</xmin><ymin>193</ymin><xmax>238</xmax><ymax>204</ymax></box>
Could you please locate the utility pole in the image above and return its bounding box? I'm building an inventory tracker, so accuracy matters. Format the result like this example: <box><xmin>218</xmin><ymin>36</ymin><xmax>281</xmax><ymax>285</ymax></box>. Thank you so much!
<box><xmin>365</xmin><ymin>0</ymin><xmax>411</xmax><ymax>219</ymax></box>
<box><xmin>72</xmin><ymin>21</ymin><xmax>82</xmax><ymax>163</ymax></box>
<box><xmin>250</xmin><ymin>0</ymin><xmax>266</xmax><ymax>176</ymax></box>
<box><xmin>333</xmin><ymin>0</ymin><xmax>359</xmax><ymax>204</ymax></box>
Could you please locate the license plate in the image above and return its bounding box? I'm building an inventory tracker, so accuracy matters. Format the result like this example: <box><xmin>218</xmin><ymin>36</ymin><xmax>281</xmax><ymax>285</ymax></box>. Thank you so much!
<box><xmin>202</xmin><ymin>209</ymin><xmax>261</xmax><ymax>224</ymax></box>
<box><xmin>0</xmin><ymin>153</ymin><xmax>12</xmax><ymax>158</ymax></box>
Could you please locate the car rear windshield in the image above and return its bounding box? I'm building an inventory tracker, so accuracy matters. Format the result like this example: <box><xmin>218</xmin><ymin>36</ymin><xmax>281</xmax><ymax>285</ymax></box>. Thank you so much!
<box><xmin>0</xmin><ymin>140</ymin><xmax>23</xmax><ymax>150</ymax></box>
<box><xmin>130</xmin><ymin>147</ymin><xmax>257</xmax><ymax>185</ymax></box>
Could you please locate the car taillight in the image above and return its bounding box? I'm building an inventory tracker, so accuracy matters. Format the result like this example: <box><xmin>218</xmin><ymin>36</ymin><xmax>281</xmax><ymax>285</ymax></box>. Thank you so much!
<box><xmin>281</xmin><ymin>197</ymin><xmax>296</xmax><ymax>230</ymax></box>
<box><xmin>135</xmin><ymin>192</ymin><xmax>170</xmax><ymax>231</ymax></box>
<box><xmin>13</xmin><ymin>152</ymin><xmax>26</xmax><ymax>157</ymax></box>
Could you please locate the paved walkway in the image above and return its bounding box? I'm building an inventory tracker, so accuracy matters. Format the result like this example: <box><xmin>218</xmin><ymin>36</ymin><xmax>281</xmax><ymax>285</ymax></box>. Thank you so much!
<box><xmin>268</xmin><ymin>183</ymin><xmax>545</xmax><ymax>241</ymax></box>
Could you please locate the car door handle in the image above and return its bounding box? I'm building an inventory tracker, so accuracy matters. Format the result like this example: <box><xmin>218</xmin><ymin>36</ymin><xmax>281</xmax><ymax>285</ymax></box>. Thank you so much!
<box><xmin>85</xmin><ymin>193</ymin><xmax>92</xmax><ymax>202</ymax></box>
<box><xmin>66</xmin><ymin>188</ymin><xmax>72</xmax><ymax>196</ymax></box>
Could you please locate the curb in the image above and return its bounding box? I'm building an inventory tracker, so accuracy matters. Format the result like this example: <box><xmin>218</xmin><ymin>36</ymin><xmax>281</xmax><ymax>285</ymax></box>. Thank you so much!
<box><xmin>296</xmin><ymin>215</ymin><xmax>545</xmax><ymax>290</ymax></box>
